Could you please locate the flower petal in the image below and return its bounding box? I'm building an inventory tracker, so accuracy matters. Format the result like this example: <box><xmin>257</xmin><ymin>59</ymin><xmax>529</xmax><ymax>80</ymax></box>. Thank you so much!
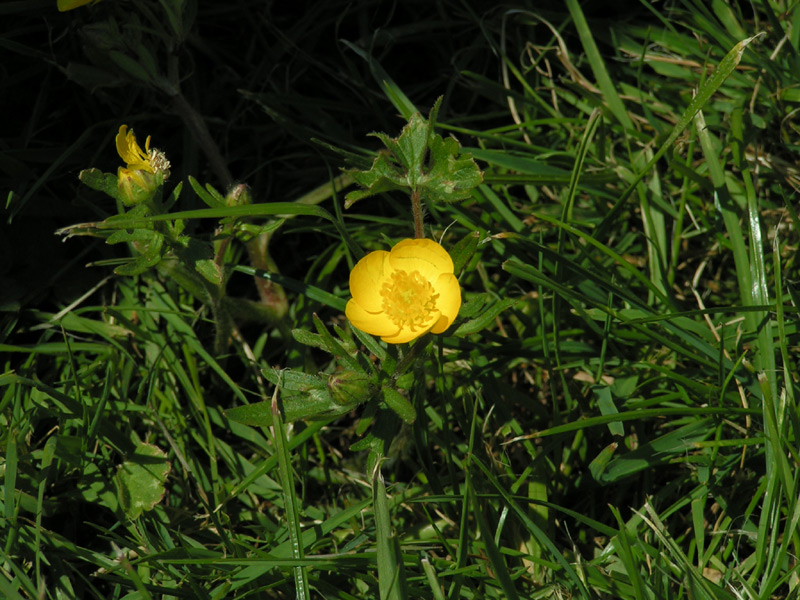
<box><xmin>116</xmin><ymin>125</ymin><xmax>153</xmax><ymax>172</ymax></box>
<box><xmin>116</xmin><ymin>125</ymin><xmax>133</xmax><ymax>164</ymax></box>
<box><xmin>349</xmin><ymin>250</ymin><xmax>393</xmax><ymax>312</ymax></box>
<box><xmin>345</xmin><ymin>299</ymin><xmax>399</xmax><ymax>337</ymax></box>
<box><xmin>389</xmin><ymin>238</ymin><xmax>454</xmax><ymax>282</ymax></box>
<box><xmin>430</xmin><ymin>273</ymin><xmax>461</xmax><ymax>333</ymax></box>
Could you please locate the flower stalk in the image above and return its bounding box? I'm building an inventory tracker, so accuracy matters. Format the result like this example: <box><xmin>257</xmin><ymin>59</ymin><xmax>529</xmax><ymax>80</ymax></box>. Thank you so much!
<box><xmin>411</xmin><ymin>189</ymin><xmax>424</xmax><ymax>239</ymax></box>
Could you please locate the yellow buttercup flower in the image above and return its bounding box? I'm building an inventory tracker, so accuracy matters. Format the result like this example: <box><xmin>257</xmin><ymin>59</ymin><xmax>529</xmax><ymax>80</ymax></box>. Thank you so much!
<box><xmin>114</xmin><ymin>125</ymin><xmax>170</xmax><ymax>206</ymax></box>
<box><xmin>346</xmin><ymin>238</ymin><xmax>461</xmax><ymax>344</ymax></box>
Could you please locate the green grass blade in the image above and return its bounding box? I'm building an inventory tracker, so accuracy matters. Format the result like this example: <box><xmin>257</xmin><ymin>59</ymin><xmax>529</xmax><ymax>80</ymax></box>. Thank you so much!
<box><xmin>609</xmin><ymin>505</ymin><xmax>650</xmax><ymax>600</ymax></box>
<box><xmin>3</xmin><ymin>425</ymin><xmax>18</xmax><ymax>557</ymax></box>
<box><xmin>565</xmin><ymin>0</ymin><xmax>635</xmax><ymax>131</ymax></box>
<box><xmin>271</xmin><ymin>385</ymin><xmax>311</xmax><ymax>599</ymax></box>
<box><xmin>597</xmin><ymin>33</ymin><xmax>764</xmax><ymax>237</ymax></box>
<box><xmin>340</xmin><ymin>40</ymin><xmax>418</xmax><ymax>120</ymax></box>
<box><xmin>420</xmin><ymin>554</ymin><xmax>446</xmax><ymax>600</ymax></box>
<box><xmin>639</xmin><ymin>502</ymin><xmax>736</xmax><ymax>600</ymax></box>
<box><xmin>472</xmin><ymin>454</ymin><xmax>591</xmax><ymax>597</ymax></box>
<box><xmin>373</xmin><ymin>470</ymin><xmax>408</xmax><ymax>600</ymax></box>
<box><xmin>694</xmin><ymin>109</ymin><xmax>752</xmax><ymax>310</ymax></box>
<box><xmin>564</xmin><ymin>107</ymin><xmax>602</xmax><ymax>224</ymax></box>
<box><xmin>471</xmin><ymin>490</ymin><xmax>520</xmax><ymax>600</ymax></box>
<box><xmin>34</xmin><ymin>436</ymin><xmax>57</xmax><ymax>589</ymax></box>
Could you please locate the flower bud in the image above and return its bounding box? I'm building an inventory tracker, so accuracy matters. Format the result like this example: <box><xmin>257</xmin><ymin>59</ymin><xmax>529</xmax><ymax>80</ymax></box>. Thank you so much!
<box><xmin>326</xmin><ymin>370</ymin><xmax>377</xmax><ymax>407</ymax></box>
<box><xmin>114</xmin><ymin>125</ymin><xmax>169</xmax><ymax>206</ymax></box>
<box><xmin>226</xmin><ymin>184</ymin><xmax>253</xmax><ymax>207</ymax></box>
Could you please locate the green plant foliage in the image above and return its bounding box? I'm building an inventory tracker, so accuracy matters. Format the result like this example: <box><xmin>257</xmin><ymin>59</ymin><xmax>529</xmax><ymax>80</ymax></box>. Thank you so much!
<box><xmin>3</xmin><ymin>0</ymin><xmax>800</xmax><ymax>599</ymax></box>
<box><xmin>346</xmin><ymin>98</ymin><xmax>484</xmax><ymax>207</ymax></box>
<box><xmin>114</xmin><ymin>441</ymin><xmax>170</xmax><ymax>519</ymax></box>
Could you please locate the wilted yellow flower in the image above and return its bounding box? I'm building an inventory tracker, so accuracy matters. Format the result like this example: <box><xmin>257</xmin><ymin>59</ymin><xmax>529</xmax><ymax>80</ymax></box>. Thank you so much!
<box><xmin>346</xmin><ymin>238</ymin><xmax>461</xmax><ymax>344</ymax></box>
<box><xmin>114</xmin><ymin>125</ymin><xmax>170</xmax><ymax>205</ymax></box>
<box><xmin>116</xmin><ymin>125</ymin><xmax>155</xmax><ymax>173</ymax></box>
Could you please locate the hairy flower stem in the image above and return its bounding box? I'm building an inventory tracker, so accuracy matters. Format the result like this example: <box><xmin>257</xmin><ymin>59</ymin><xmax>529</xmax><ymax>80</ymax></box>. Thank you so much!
<box><xmin>156</xmin><ymin>259</ymin><xmax>232</xmax><ymax>354</ymax></box>
<box><xmin>391</xmin><ymin>336</ymin><xmax>429</xmax><ymax>382</ymax></box>
<box><xmin>244</xmin><ymin>234</ymin><xmax>289</xmax><ymax>320</ymax></box>
<box><xmin>411</xmin><ymin>189</ymin><xmax>424</xmax><ymax>239</ymax></box>
<box><xmin>171</xmin><ymin>91</ymin><xmax>290</xmax><ymax>338</ymax></box>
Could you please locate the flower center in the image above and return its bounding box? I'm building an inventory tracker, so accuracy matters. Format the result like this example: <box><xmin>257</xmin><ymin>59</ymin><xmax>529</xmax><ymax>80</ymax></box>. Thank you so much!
<box><xmin>148</xmin><ymin>149</ymin><xmax>171</xmax><ymax>176</ymax></box>
<box><xmin>381</xmin><ymin>270</ymin><xmax>438</xmax><ymax>331</ymax></box>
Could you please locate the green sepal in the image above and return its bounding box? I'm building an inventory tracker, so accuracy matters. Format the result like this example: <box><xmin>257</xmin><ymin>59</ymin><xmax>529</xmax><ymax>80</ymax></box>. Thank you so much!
<box><xmin>327</xmin><ymin>370</ymin><xmax>378</xmax><ymax>407</ymax></box>
<box><xmin>117</xmin><ymin>168</ymin><xmax>158</xmax><ymax>207</ymax></box>
<box><xmin>225</xmin><ymin>184</ymin><xmax>253</xmax><ymax>207</ymax></box>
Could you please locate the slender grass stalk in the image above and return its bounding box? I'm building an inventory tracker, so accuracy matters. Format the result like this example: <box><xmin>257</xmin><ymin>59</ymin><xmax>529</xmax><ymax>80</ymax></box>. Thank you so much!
<box><xmin>271</xmin><ymin>385</ymin><xmax>310</xmax><ymax>599</ymax></box>
<box><xmin>373</xmin><ymin>469</ymin><xmax>407</xmax><ymax>600</ymax></box>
